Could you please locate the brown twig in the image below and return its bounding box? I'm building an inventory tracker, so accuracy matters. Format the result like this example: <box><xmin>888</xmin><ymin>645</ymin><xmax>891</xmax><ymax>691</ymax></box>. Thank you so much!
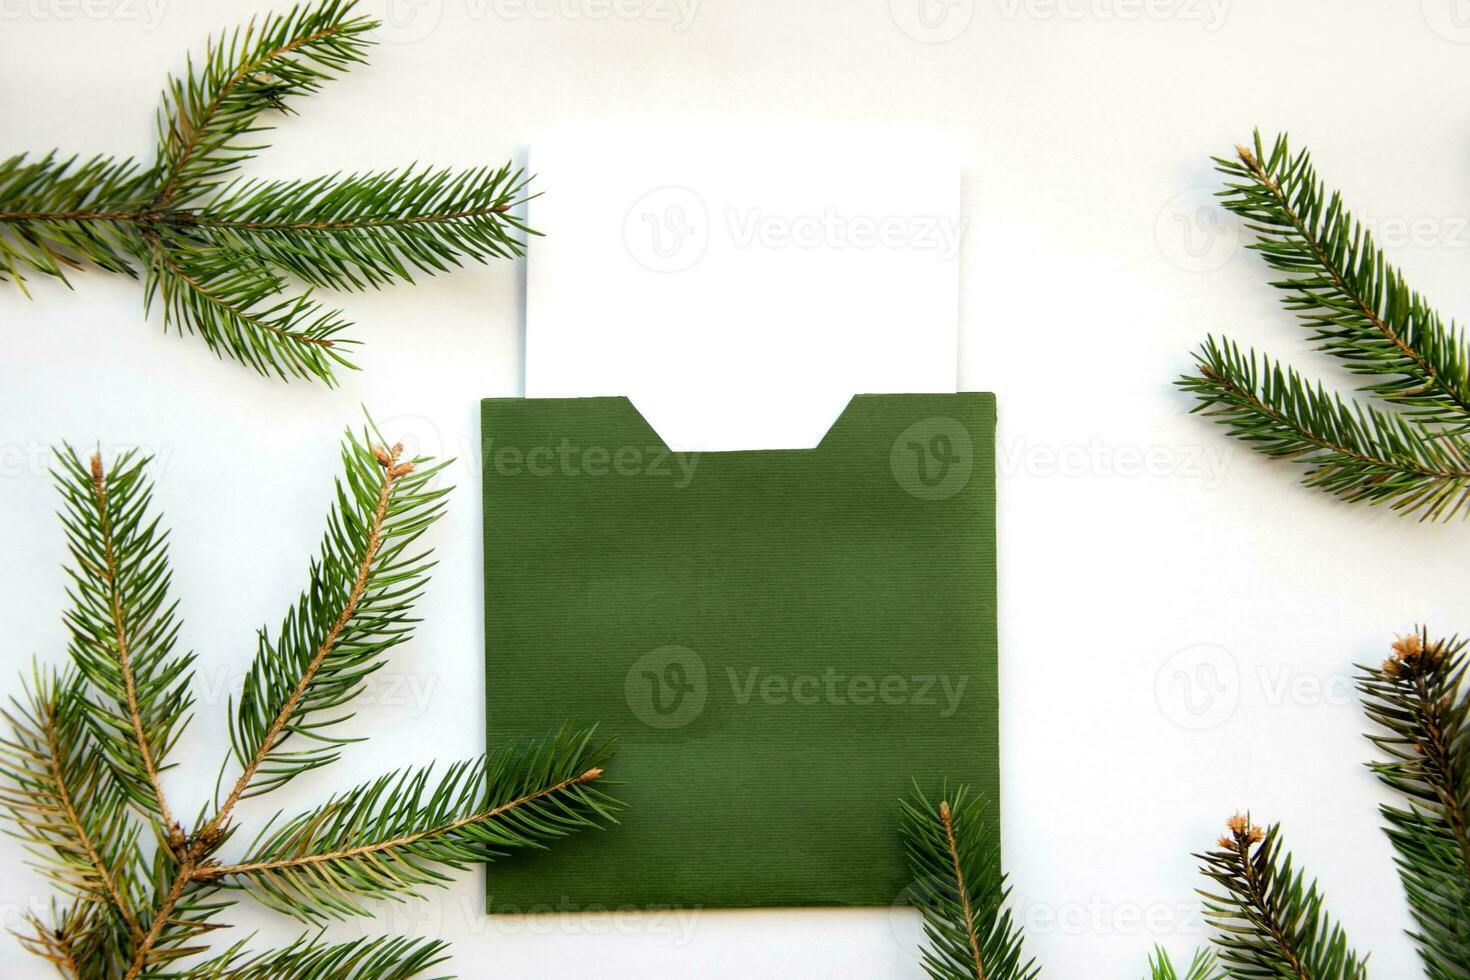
<box><xmin>939</xmin><ymin>800</ymin><xmax>986</xmax><ymax>980</ymax></box>
<box><xmin>196</xmin><ymin>768</ymin><xmax>603</xmax><ymax>881</ymax></box>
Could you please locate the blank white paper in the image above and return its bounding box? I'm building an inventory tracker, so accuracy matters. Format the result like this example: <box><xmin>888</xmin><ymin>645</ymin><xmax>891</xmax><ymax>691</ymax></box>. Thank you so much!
<box><xmin>524</xmin><ymin>120</ymin><xmax>960</xmax><ymax>451</ymax></box>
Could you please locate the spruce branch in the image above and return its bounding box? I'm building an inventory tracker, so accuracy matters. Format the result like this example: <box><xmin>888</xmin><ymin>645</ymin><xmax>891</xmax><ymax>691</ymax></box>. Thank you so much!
<box><xmin>0</xmin><ymin>153</ymin><xmax>152</xmax><ymax>288</ymax></box>
<box><xmin>222</xmin><ymin>429</ymin><xmax>449</xmax><ymax>806</ymax></box>
<box><xmin>1</xmin><ymin>418</ymin><xmax>620</xmax><ymax>977</ymax></box>
<box><xmin>900</xmin><ymin>785</ymin><xmax>1038</xmax><ymax>980</ymax></box>
<box><xmin>142</xmin><ymin>240</ymin><xmax>354</xmax><ymax>383</ymax></box>
<box><xmin>198</xmin><ymin>731</ymin><xmax>617</xmax><ymax>922</ymax></box>
<box><xmin>1180</xmin><ymin>129</ymin><xmax>1470</xmax><ymax>518</ymax></box>
<box><xmin>194</xmin><ymin>164</ymin><xmax>533</xmax><ymax>291</ymax></box>
<box><xmin>1358</xmin><ymin>630</ymin><xmax>1470</xmax><ymax>978</ymax></box>
<box><xmin>1216</xmin><ymin>131</ymin><xmax>1470</xmax><ymax>425</ymax></box>
<box><xmin>16</xmin><ymin>899</ymin><xmax>131</xmax><ymax>980</ymax></box>
<box><xmin>152</xmin><ymin>0</ymin><xmax>375</xmax><ymax>208</ymax></box>
<box><xmin>1197</xmin><ymin>814</ymin><xmax>1367</xmax><ymax>980</ymax></box>
<box><xmin>1145</xmin><ymin>946</ymin><xmax>1223</xmax><ymax>980</ymax></box>
<box><xmin>1181</xmin><ymin>336</ymin><xmax>1470</xmax><ymax>519</ymax></box>
<box><xmin>0</xmin><ymin>667</ymin><xmax>140</xmax><ymax>928</ymax></box>
<box><xmin>0</xmin><ymin>0</ymin><xmax>535</xmax><ymax>385</ymax></box>
<box><xmin>184</xmin><ymin>933</ymin><xmax>451</xmax><ymax>979</ymax></box>
<box><xmin>52</xmin><ymin>447</ymin><xmax>194</xmax><ymax>831</ymax></box>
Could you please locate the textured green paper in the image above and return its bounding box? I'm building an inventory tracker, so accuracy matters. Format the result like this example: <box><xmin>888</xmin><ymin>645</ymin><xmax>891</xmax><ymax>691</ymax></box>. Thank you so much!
<box><xmin>482</xmin><ymin>393</ymin><xmax>998</xmax><ymax>911</ymax></box>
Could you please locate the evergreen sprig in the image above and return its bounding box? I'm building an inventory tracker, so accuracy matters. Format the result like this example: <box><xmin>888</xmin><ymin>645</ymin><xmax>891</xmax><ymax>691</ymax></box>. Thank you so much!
<box><xmin>0</xmin><ymin>420</ymin><xmax>618</xmax><ymax>978</ymax></box>
<box><xmin>1358</xmin><ymin>631</ymin><xmax>1470</xmax><ymax>978</ymax></box>
<box><xmin>1196</xmin><ymin>815</ymin><xmax>1367</xmax><ymax>979</ymax></box>
<box><xmin>185</xmin><ymin>934</ymin><xmax>451</xmax><ymax>980</ymax></box>
<box><xmin>1179</xmin><ymin>130</ymin><xmax>1470</xmax><ymax>519</ymax></box>
<box><xmin>226</xmin><ymin>427</ymin><xmax>449</xmax><ymax>803</ymax></box>
<box><xmin>899</xmin><ymin>785</ymin><xmax>1038</xmax><ymax>980</ymax></box>
<box><xmin>1181</xmin><ymin>336</ymin><xmax>1470</xmax><ymax>519</ymax></box>
<box><xmin>203</xmin><ymin>732</ymin><xmax>615</xmax><ymax>922</ymax></box>
<box><xmin>1146</xmin><ymin>947</ymin><xmax>1224</xmax><ymax>980</ymax></box>
<box><xmin>0</xmin><ymin>0</ymin><xmax>534</xmax><ymax>386</ymax></box>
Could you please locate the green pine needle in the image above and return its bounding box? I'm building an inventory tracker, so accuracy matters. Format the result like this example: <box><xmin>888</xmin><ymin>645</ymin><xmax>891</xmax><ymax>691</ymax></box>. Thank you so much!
<box><xmin>52</xmin><ymin>447</ymin><xmax>196</xmax><ymax>827</ymax></box>
<box><xmin>0</xmin><ymin>415</ymin><xmax>619</xmax><ymax>977</ymax></box>
<box><xmin>1180</xmin><ymin>335</ymin><xmax>1470</xmax><ymax>520</ymax></box>
<box><xmin>226</xmin><ymin>422</ymin><xmax>450</xmax><ymax>802</ymax></box>
<box><xmin>899</xmin><ymin>784</ymin><xmax>1038</xmax><ymax>980</ymax></box>
<box><xmin>185</xmin><ymin>933</ymin><xmax>451</xmax><ymax>979</ymax></box>
<box><xmin>1358</xmin><ymin>630</ymin><xmax>1470</xmax><ymax>979</ymax></box>
<box><xmin>0</xmin><ymin>667</ymin><xmax>142</xmax><ymax>941</ymax></box>
<box><xmin>1180</xmin><ymin>129</ymin><xmax>1470</xmax><ymax>519</ymax></box>
<box><xmin>1197</xmin><ymin>815</ymin><xmax>1367</xmax><ymax>979</ymax></box>
<box><xmin>1144</xmin><ymin>946</ymin><xmax>1223</xmax><ymax>980</ymax></box>
<box><xmin>204</xmin><ymin>730</ymin><xmax>619</xmax><ymax>922</ymax></box>
<box><xmin>0</xmin><ymin>0</ymin><xmax>534</xmax><ymax>385</ymax></box>
<box><xmin>1215</xmin><ymin>131</ymin><xmax>1470</xmax><ymax>425</ymax></box>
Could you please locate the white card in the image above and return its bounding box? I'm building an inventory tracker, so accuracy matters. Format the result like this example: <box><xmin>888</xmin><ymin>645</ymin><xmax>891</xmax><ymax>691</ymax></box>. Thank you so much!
<box><xmin>524</xmin><ymin>120</ymin><xmax>960</xmax><ymax>451</ymax></box>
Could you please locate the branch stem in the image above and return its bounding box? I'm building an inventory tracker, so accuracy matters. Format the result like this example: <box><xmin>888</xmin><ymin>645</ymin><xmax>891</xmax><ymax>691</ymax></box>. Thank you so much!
<box><xmin>1199</xmin><ymin>364</ymin><xmax>1470</xmax><ymax>481</ymax></box>
<box><xmin>88</xmin><ymin>455</ymin><xmax>177</xmax><ymax>835</ymax></box>
<box><xmin>939</xmin><ymin>800</ymin><xmax>986</xmax><ymax>980</ymax></box>
<box><xmin>1233</xmin><ymin>833</ymin><xmax>1309</xmax><ymax>980</ymax></box>
<box><xmin>195</xmin><ymin>768</ymin><xmax>603</xmax><ymax>880</ymax></box>
<box><xmin>40</xmin><ymin>698</ymin><xmax>139</xmax><ymax>934</ymax></box>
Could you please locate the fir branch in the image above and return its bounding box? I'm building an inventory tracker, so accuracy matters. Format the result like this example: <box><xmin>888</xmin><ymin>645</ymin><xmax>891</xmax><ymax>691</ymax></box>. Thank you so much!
<box><xmin>1217</xmin><ymin>131</ymin><xmax>1470</xmax><ymax>426</ymax></box>
<box><xmin>0</xmin><ymin>153</ymin><xmax>151</xmax><ymax>288</ymax></box>
<box><xmin>197</xmin><ymin>731</ymin><xmax>617</xmax><ymax>922</ymax></box>
<box><xmin>16</xmin><ymin>900</ymin><xmax>132</xmax><ymax>980</ymax></box>
<box><xmin>1180</xmin><ymin>336</ymin><xmax>1470</xmax><ymax>519</ymax></box>
<box><xmin>142</xmin><ymin>238</ymin><xmax>355</xmax><ymax>384</ymax></box>
<box><xmin>1145</xmin><ymin>947</ymin><xmax>1223</xmax><ymax>980</ymax></box>
<box><xmin>153</xmin><ymin>0</ymin><xmax>376</xmax><ymax>208</ymax></box>
<box><xmin>900</xmin><ymin>785</ymin><xmax>1037</xmax><ymax>980</ymax></box>
<box><xmin>0</xmin><ymin>0</ymin><xmax>533</xmax><ymax>385</ymax></box>
<box><xmin>52</xmin><ymin>448</ymin><xmax>194</xmax><ymax>831</ymax></box>
<box><xmin>0</xmin><ymin>667</ymin><xmax>140</xmax><ymax>927</ymax></box>
<box><xmin>1358</xmin><ymin>630</ymin><xmax>1470</xmax><ymax>978</ymax></box>
<box><xmin>194</xmin><ymin>164</ymin><xmax>535</xmax><ymax>291</ymax></box>
<box><xmin>3</xmin><ymin>418</ymin><xmax>621</xmax><ymax>977</ymax></box>
<box><xmin>184</xmin><ymin>933</ymin><xmax>451</xmax><ymax>979</ymax></box>
<box><xmin>1197</xmin><ymin>814</ymin><xmax>1367</xmax><ymax>980</ymax></box>
<box><xmin>221</xmin><ymin>429</ymin><xmax>448</xmax><ymax>807</ymax></box>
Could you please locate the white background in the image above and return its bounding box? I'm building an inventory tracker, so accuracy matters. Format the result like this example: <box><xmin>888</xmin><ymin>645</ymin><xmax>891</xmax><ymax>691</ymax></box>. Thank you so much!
<box><xmin>4</xmin><ymin>1</ymin><xmax>1470</xmax><ymax>976</ymax></box>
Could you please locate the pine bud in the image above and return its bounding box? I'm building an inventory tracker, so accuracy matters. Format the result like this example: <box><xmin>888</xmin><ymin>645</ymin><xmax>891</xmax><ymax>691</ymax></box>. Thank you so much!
<box><xmin>371</xmin><ymin>444</ymin><xmax>393</xmax><ymax>468</ymax></box>
<box><xmin>89</xmin><ymin>452</ymin><xmax>103</xmax><ymax>482</ymax></box>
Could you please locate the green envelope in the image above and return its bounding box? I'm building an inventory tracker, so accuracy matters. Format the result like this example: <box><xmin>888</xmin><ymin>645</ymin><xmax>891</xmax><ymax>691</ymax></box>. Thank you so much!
<box><xmin>481</xmin><ymin>392</ymin><xmax>997</xmax><ymax>911</ymax></box>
